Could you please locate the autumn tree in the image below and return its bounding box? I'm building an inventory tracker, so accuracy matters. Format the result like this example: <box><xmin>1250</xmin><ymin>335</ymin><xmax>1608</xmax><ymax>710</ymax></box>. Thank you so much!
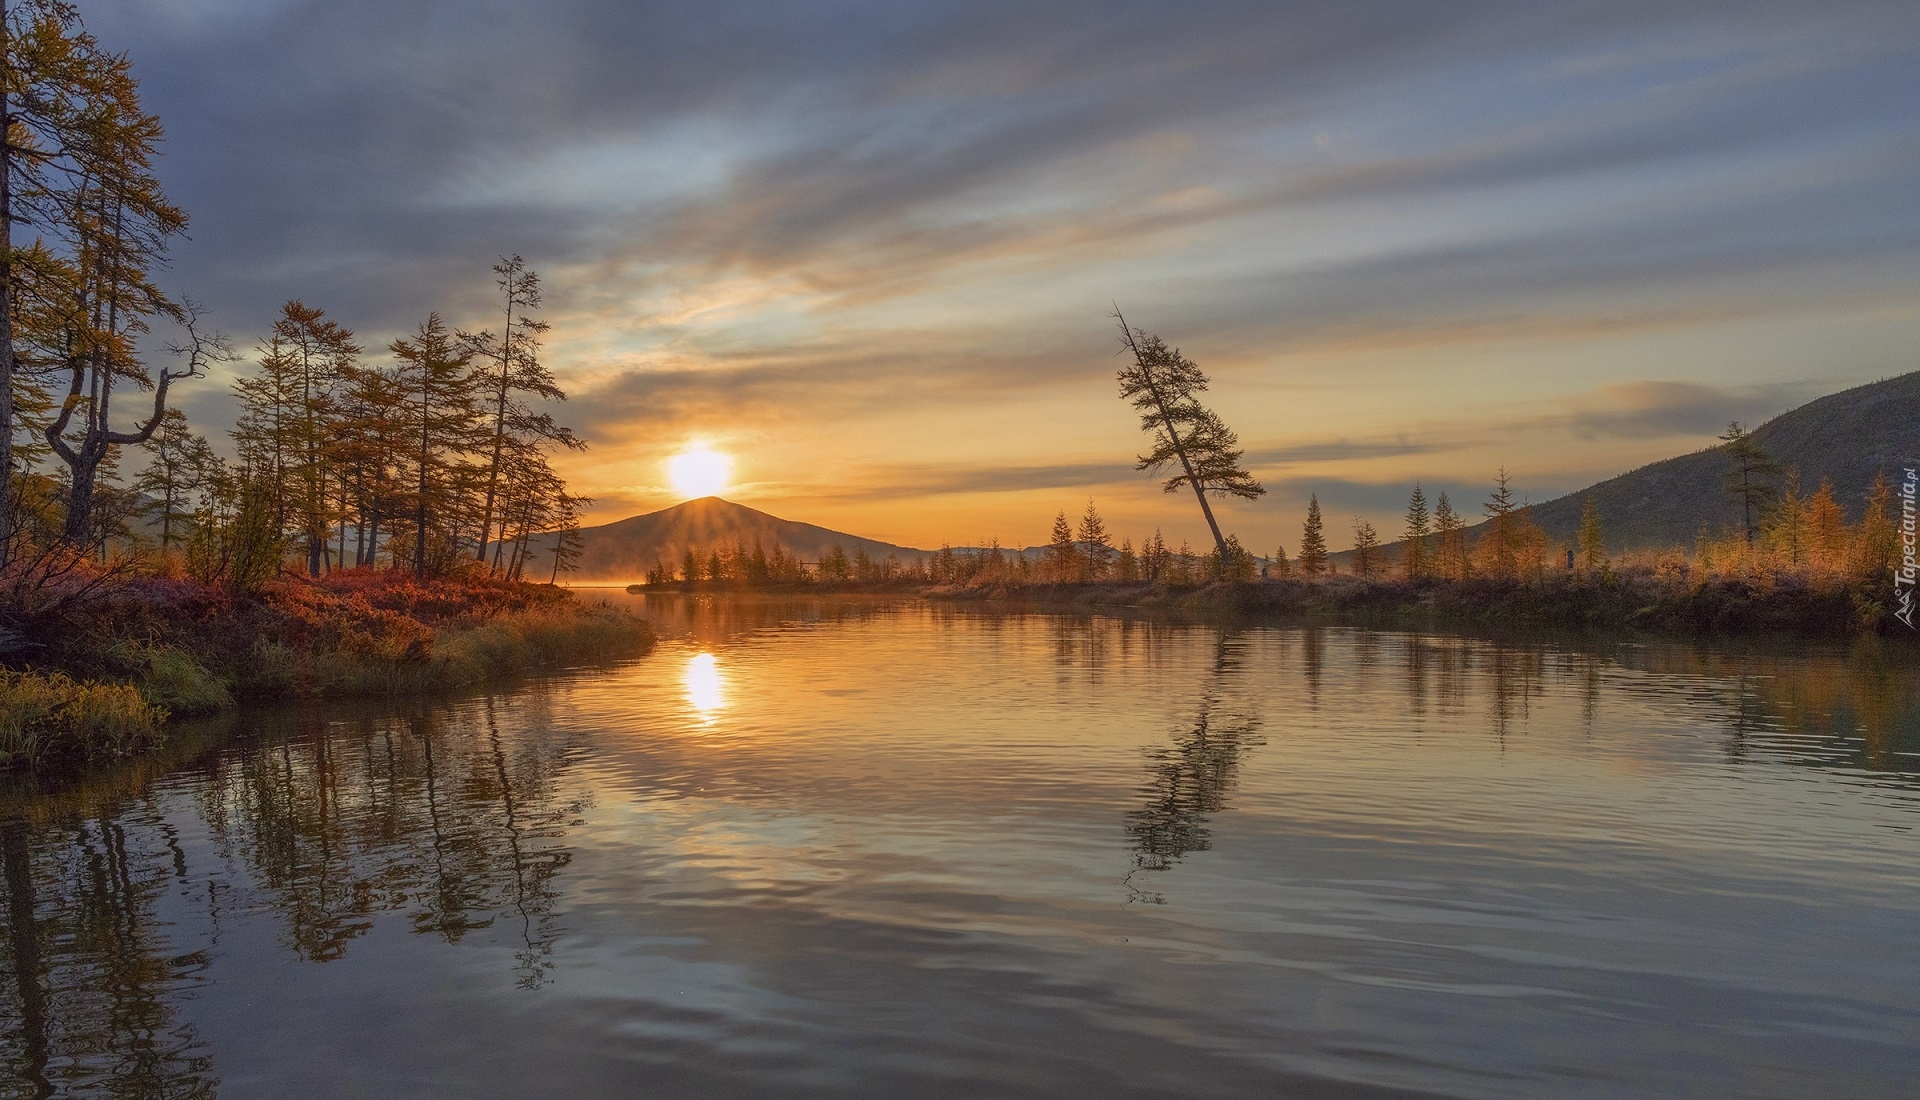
<box><xmin>34</xmin><ymin>32</ymin><xmax>207</xmax><ymax>546</ymax></box>
<box><xmin>1046</xmin><ymin>510</ymin><xmax>1077</xmax><ymax>582</ymax></box>
<box><xmin>272</xmin><ymin>300</ymin><xmax>359</xmax><ymax>574</ymax></box>
<box><xmin>389</xmin><ymin>313</ymin><xmax>477</xmax><ymax>578</ymax></box>
<box><xmin>1401</xmin><ymin>484</ymin><xmax>1430</xmax><ymax>579</ymax></box>
<box><xmin>1268</xmin><ymin>541</ymin><xmax>1289</xmax><ymax>577</ymax></box>
<box><xmin>1114</xmin><ymin>312</ymin><xmax>1263</xmax><ymax>566</ymax></box>
<box><xmin>1475</xmin><ymin>468</ymin><xmax>1518</xmax><ymax>579</ymax></box>
<box><xmin>1576</xmin><ymin>497</ymin><xmax>1605</xmax><ymax>573</ymax></box>
<box><xmin>2</xmin><ymin>0</ymin><xmax>115</xmax><ymax>561</ymax></box>
<box><xmin>1851</xmin><ymin>472</ymin><xmax>1898</xmax><ymax>584</ymax></box>
<box><xmin>133</xmin><ymin>406</ymin><xmax>216</xmax><ymax>550</ymax></box>
<box><xmin>1352</xmin><ymin>517</ymin><xmax>1379</xmax><ymax>576</ymax></box>
<box><xmin>1720</xmin><ymin>422</ymin><xmax>1781</xmax><ymax>547</ymax></box>
<box><xmin>1804</xmin><ymin>479</ymin><xmax>1848</xmax><ymax>574</ymax></box>
<box><xmin>1076</xmin><ymin>498</ymin><xmax>1112</xmax><ymax>580</ymax></box>
<box><xmin>1433</xmin><ymin>491</ymin><xmax>1466</xmax><ymax>580</ymax></box>
<box><xmin>1298</xmin><ymin>494</ymin><xmax>1327</xmax><ymax>574</ymax></box>
<box><xmin>460</xmin><ymin>255</ymin><xmax>582</xmax><ymax>569</ymax></box>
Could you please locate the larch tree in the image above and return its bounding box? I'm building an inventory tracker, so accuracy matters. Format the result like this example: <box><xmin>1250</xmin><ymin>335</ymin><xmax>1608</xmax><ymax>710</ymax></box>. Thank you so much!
<box><xmin>1046</xmin><ymin>509</ymin><xmax>1077</xmax><ymax>582</ymax></box>
<box><xmin>1433</xmin><ymin>491</ymin><xmax>1466</xmax><ymax>580</ymax></box>
<box><xmin>389</xmin><ymin>313</ymin><xmax>476</xmax><ymax>579</ymax></box>
<box><xmin>270</xmin><ymin>300</ymin><xmax>358</xmax><ymax>575</ymax></box>
<box><xmin>1576</xmin><ymin>497</ymin><xmax>1605</xmax><ymax>572</ymax></box>
<box><xmin>36</xmin><ymin>29</ymin><xmax>209</xmax><ymax>546</ymax></box>
<box><xmin>1</xmin><ymin>0</ymin><xmax>106</xmax><ymax>562</ymax></box>
<box><xmin>460</xmin><ymin>255</ymin><xmax>581</xmax><ymax>570</ymax></box>
<box><xmin>1352</xmin><ymin>517</ymin><xmax>1379</xmax><ymax>577</ymax></box>
<box><xmin>1076</xmin><ymin>498</ymin><xmax>1112</xmax><ymax>580</ymax></box>
<box><xmin>1476</xmin><ymin>468</ymin><xmax>1518</xmax><ymax>579</ymax></box>
<box><xmin>1401</xmin><ymin>484</ymin><xmax>1430</xmax><ymax>579</ymax></box>
<box><xmin>133</xmin><ymin>406</ymin><xmax>213</xmax><ymax>550</ymax></box>
<box><xmin>1113</xmin><ymin>311</ymin><xmax>1263</xmax><ymax>565</ymax></box>
<box><xmin>1719</xmin><ymin>422</ymin><xmax>1781</xmax><ymax>546</ymax></box>
<box><xmin>1298</xmin><ymin>494</ymin><xmax>1327</xmax><ymax>574</ymax></box>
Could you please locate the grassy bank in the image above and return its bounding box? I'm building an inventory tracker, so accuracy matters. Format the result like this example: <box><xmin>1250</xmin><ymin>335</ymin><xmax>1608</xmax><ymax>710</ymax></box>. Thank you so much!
<box><xmin>4</xmin><ymin>570</ymin><xmax>655</xmax><ymax>772</ymax></box>
<box><xmin>930</xmin><ymin>568</ymin><xmax>1898</xmax><ymax>639</ymax></box>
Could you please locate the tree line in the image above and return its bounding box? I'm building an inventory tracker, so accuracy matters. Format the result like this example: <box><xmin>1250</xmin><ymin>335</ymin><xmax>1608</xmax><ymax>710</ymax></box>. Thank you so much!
<box><xmin>1</xmin><ymin>3</ymin><xmax>587</xmax><ymax>592</ymax></box>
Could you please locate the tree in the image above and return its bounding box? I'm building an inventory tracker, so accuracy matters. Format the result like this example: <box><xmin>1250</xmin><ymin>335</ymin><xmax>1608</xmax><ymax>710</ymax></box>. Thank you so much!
<box><xmin>1804</xmin><ymin>479</ymin><xmax>1848</xmax><ymax>574</ymax></box>
<box><xmin>1352</xmin><ymin>517</ymin><xmax>1379</xmax><ymax>576</ymax></box>
<box><xmin>1765</xmin><ymin>471</ymin><xmax>1807</xmax><ymax>566</ymax></box>
<box><xmin>1076</xmin><ymin>498</ymin><xmax>1112</xmax><ymax>581</ymax></box>
<box><xmin>1852</xmin><ymin>472</ymin><xmax>1898</xmax><ymax>584</ymax></box>
<box><xmin>133</xmin><ymin>406</ymin><xmax>215</xmax><ymax>550</ymax></box>
<box><xmin>1719</xmin><ymin>422</ymin><xmax>1781</xmax><ymax>547</ymax></box>
<box><xmin>389</xmin><ymin>313</ymin><xmax>477</xmax><ymax>578</ymax></box>
<box><xmin>35</xmin><ymin>36</ymin><xmax>203</xmax><ymax>546</ymax></box>
<box><xmin>1269</xmin><ymin>541</ymin><xmax>1289</xmax><ymax>577</ymax></box>
<box><xmin>1433</xmin><ymin>491</ymin><xmax>1466</xmax><ymax>580</ymax></box>
<box><xmin>1046</xmin><ymin>510</ymin><xmax>1077</xmax><ymax>582</ymax></box>
<box><xmin>460</xmin><ymin>256</ymin><xmax>582</xmax><ymax>569</ymax></box>
<box><xmin>1113</xmin><ymin>311</ymin><xmax>1263</xmax><ymax>565</ymax></box>
<box><xmin>1298</xmin><ymin>494</ymin><xmax>1327</xmax><ymax>574</ymax></box>
<box><xmin>1476</xmin><ymin>468</ymin><xmax>1518</xmax><ymax>579</ymax></box>
<box><xmin>1401</xmin><ymin>484</ymin><xmax>1430</xmax><ymax>579</ymax></box>
<box><xmin>2</xmin><ymin>0</ymin><xmax>117</xmax><ymax>562</ymax></box>
<box><xmin>272</xmin><ymin>300</ymin><xmax>359</xmax><ymax>575</ymax></box>
<box><xmin>1576</xmin><ymin>496</ymin><xmax>1605</xmax><ymax>573</ymax></box>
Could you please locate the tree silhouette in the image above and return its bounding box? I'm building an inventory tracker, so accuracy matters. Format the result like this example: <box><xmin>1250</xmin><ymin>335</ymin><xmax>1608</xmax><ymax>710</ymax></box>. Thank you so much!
<box><xmin>1113</xmin><ymin>311</ymin><xmax>1263</xmax><ymax>565</ymax></box>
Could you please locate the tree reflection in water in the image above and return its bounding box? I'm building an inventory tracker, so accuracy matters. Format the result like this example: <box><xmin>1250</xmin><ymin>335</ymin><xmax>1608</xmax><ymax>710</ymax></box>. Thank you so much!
<box><xmin>0</xmin><ymin>687</ymin><xmax>589</xmax><ymax>1092</ymax></box>
<box><xmin>1126</xmin><ymin>630</ymin><xmax>1265</xmax><ymax>903</ymax></box>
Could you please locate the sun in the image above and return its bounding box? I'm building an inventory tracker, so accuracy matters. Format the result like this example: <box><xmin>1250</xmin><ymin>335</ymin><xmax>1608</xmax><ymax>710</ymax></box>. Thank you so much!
<box><xmin>668</xmin><ymin>444</ymin><xmax>732</xmax><ymax>499</ymax></box>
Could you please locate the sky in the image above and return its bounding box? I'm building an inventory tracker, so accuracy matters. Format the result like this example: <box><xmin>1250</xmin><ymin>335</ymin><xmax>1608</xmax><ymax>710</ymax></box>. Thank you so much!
<box><xmin>89</xmin><ymin>0</ymin><xmax>1920</xmax><ymax>553</ymax></box>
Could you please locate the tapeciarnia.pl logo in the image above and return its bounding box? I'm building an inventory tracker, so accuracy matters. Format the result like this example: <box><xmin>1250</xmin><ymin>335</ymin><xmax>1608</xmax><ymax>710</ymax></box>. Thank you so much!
<box><xmin>1896</xmin><ymin>467</ymin><xmax>1917</xmax><ymax>629</ymax></box>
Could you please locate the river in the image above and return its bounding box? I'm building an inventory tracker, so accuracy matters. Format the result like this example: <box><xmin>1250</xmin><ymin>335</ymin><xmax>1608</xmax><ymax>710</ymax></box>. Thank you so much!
<box><xmin>2</xmin><ymin>594</ymin><xmax>1917</xmax><ymax>1098</ymax></box>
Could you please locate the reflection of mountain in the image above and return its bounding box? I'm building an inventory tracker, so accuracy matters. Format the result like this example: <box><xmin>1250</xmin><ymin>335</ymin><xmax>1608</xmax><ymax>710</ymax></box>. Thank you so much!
<box><xmin>526</xmin><ymin>496</ymin><xmax>932</xmax><ymax>582</ymax></box>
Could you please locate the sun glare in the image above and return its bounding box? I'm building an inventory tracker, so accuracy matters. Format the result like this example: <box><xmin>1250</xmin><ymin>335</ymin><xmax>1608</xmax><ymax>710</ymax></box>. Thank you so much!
<box><xmin>668</xmin><ymin>444</ymin><xmax>732</xmax><ymax>499</ymax></box>
<box><xmin>684</xmin><ymin>652</ymin><xmax>725</xmax><ymax>718</ymax></box>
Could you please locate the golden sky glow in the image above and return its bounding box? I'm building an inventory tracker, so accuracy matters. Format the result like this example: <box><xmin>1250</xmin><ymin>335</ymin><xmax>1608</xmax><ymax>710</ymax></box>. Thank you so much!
<box><xmin>111</xmin><ymin>0</ymin><xmax>1918</xmax><ymax>554</ymax></box>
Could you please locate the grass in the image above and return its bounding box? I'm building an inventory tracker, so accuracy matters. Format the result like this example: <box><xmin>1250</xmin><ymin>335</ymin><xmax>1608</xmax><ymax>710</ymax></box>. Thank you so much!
<box><xmin>4</xmin><ymin>569</ymin><xmax>656</xmax><ymax>774</ymax></box>
<box><xmin>0</xmin><ymin>670</ymin><xmax>168</xmax><ymax>771</ymax></box>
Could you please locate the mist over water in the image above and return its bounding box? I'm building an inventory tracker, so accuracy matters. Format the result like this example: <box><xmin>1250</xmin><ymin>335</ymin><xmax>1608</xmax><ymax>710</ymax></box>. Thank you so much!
<box><xmin>3</xmin><ymin>595</ymin><xmax>1918</xmax><ymax>1098</ymax></box>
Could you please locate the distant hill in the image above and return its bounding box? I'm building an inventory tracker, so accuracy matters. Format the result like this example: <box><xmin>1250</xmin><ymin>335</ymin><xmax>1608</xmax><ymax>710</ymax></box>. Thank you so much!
<box><xmin>525</xmin><ymin>496</ymin><xmax>932</xmax><ymax>582</ymax></box>
<box><xmin>1345</xmin><ymin>370</ymin><xmax>1920</xmax><ymax>559</ymax></box>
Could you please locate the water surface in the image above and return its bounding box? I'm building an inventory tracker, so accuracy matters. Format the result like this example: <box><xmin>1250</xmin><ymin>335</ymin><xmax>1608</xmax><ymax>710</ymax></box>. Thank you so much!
<box><xmin>3</xmin><ymin>595</ymin><xmax>1918</xmax><ymax>1098</ymax></box>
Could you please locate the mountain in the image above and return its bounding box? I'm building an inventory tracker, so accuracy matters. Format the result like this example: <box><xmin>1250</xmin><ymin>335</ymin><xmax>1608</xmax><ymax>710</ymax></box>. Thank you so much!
<box><xmin>525</xmin><ymin>496</ymin><xmax>933</xmax><ymax>582</ymax></box>
<box><xmin>1346</xmin><ymin>370</ymin><xmax>1920</xmax><ymax>559</ymax></box>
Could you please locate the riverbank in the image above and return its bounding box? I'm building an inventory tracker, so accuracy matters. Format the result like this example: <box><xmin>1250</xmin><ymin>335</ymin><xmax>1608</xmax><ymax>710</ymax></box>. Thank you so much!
<box><xmin>1</xmin><ymin>571</ymin><xmax>655</xmax><ymax>772</ymax></box>
<box><xmin>927</xmin><ymin>570</ymin><xmax>1898</xmax><ymax>638</ymax></box>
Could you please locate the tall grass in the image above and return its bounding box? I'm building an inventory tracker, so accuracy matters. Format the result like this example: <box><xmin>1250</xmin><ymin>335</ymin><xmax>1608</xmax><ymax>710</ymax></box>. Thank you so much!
<box><xmin>0</xmin><ymin>671</ymin><xmax>168</xmax><ymax>770</ymax></box>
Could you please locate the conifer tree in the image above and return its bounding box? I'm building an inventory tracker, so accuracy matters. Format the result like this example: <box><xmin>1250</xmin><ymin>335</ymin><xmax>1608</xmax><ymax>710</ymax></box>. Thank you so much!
<box><xmin>1476</xmin><ymin>468</ymin><xmax>1518</xmax><ymax>579</ymax></box>
<box><xmin>271</xmin><ymin>300</ymin><xmax>359</xmax><ymax>574</ymax></box>
<box><xmin>1852</xmin><ymin>472</ymin><xmax>1898</xmax><ymax>584</ymax></box>
<box><xmin>1433</xmin><ymin>491</ymin><xmax>1466</xmax><ymax>580</ymax></box>
<box><xmin>1116</xmin><ymin>537</ymin><xmax>1138</xmax><ymax>582</ymax></box>
<box><xmin>389</xmin><ymin>313</ymin><xmax>476</xmax><ymax>578</ymax></box>
<box><xmin>1719</xmin><ymin>422</ymin><xmax>1781</xmax><ymax>546</ymax></box>
<box><xmin>1401</xmin><ymin>484</ymin><xmax>1430</xmax><ymax>579</ymax></box>
<box><xmin>1076</xmin><ymin>498</ymin><xmax>1113</xmax><ymax>580</ymax></box>
<box><xmin>1576</xmin><ymin>496</ymin><xmax>1605</xmax><ymax>573</ymax></box>
<box><xmin>1114</xmin><ymin>312</ymin><xmax>1264</xmax><ymax>566</ymax></box>
<box><xmin>1765</xmin><ymin>471</ymin><xmax>1807</xmax><ymax>566</ymax></box>
<box><xmin>134</xmin><ymin>407</ymin><xmax>215</xmax><ymax>550</ymax></box>
<box><xmin>38</xmin><ymin>42</ymin><xmax>205</xmax><ymax>546</ymax></box>
<box><xmin>1269</xmin><ymin>542</ymin><xmax>1289</xmax><ymax>577</ymax></box>
<box><xmin>1298</xmin><ymin>494</ymin><xmax>1327</xmax><ymax>574</ymax></box>
<box><xmin>1352</xmin><ymin>517</ymin><xmax>1379</xmax><ymax>576</ymax></box>
<box><xmin>1804</xmin><ymin>479</ymin><xmax>1847</xmax><ymax>574</ymax></box>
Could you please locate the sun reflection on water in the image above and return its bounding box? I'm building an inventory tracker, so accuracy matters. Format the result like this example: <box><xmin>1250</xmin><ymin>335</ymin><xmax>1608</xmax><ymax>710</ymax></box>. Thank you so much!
<box><xmin>684</xmin><ymin>652</ymin><xmax>725</xmax><ymax>718</ymax></box>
